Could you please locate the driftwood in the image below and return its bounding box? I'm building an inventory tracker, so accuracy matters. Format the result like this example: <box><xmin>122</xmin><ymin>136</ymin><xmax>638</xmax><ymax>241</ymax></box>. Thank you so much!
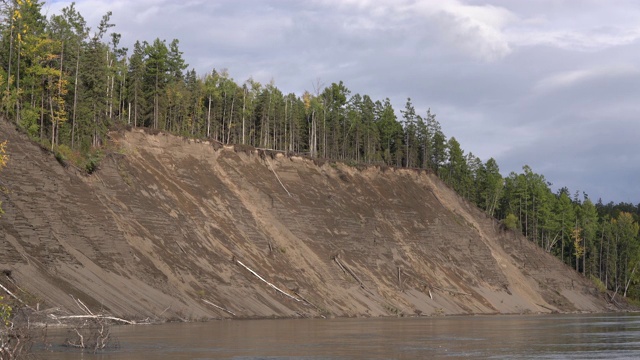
<box><xmin>334</xmin><ymin>255</ymin><xmax>367</xmax><ymax>290</ymax></box>
<box><xmin>71</xmin><ymin>295</ymin><xmax>94</xmax><ymax>316</ymax></box>
<box><xmin>64</xmin><ymin>319</ymin><xmax>112</xmax><ymax>353</ymax></box>
<box><xmin>0</xmin><ymin>282</ymin><xmax>27</xmax><ymax>307</ymax></box>
<box><xmin>49</xmin><ymin>314</ymin><xmax>136</xmax><ymax>325</ymax></box>
<box><xmin>202</xmin><ymin>299</ymin><xmax>236</xmax><ymax>316</ymax></box>
<box><xmin>334</xmin><ymin>255</ymin><xmax>378</xmax><ymax>298</ymax></box>
<box><xmin>608</xmin><ymin>289</ymin><xmax>621</xmax><ymax>306</ymax></box>
<box><xmin>235</xmin><ymin>260</ymin><xmax>302</xmax><ymax>303</ymax></box>
<box><xmin>157</xmin><ymin>306</ymin><xmax>171</xmax><ymax>318</ymax></box>
<box><xmin>536</xmin><ymin>303</ymin><xmax>555</xmax><ymax>312</ymax></box>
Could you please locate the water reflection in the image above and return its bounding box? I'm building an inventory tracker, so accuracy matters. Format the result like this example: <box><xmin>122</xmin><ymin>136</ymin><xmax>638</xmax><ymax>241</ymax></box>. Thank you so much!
<box><xmin>33</xmin><ymin>313</ymin><xmax>640</xmax><ymax>359</ymax></box>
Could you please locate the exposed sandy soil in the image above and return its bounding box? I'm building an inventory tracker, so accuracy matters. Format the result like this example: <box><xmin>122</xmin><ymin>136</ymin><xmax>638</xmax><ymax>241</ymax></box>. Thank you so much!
<box><xmin>0</xmin><ymin>120</ymin><xmax>613</xmax><ymax>320</ymax></box>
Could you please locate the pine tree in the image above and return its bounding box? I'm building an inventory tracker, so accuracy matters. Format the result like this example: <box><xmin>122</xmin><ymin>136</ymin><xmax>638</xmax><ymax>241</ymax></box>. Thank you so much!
<box><xmin>127</xmin><ymin>41</ymin><xmax>146</xmax><ymax>127</ymax></box>
<box><xmin>143</xmin><ymin>38</ymin><xmax>169</xmax><ymax>129</ymax></box>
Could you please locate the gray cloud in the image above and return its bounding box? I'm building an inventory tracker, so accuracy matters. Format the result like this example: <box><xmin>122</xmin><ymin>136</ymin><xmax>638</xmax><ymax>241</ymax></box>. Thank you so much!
<box><xmin>47</xmin><ymin>0</ymin><xmax>640</xmax><ymax>203</ymax></box>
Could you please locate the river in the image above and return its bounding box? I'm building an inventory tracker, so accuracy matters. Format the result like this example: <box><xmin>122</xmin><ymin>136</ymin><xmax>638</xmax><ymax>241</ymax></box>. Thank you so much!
<box><xmin>32</xmin><ymin>313</ymin><xmax>640</xmax><ymax>359</ymax></box>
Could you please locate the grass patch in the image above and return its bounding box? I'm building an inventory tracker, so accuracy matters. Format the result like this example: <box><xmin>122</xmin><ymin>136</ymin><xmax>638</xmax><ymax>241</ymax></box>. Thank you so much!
<box><xmin>589</xmin><ymin>275</ymin><xmax>607</xmax><ymax>294</ymax></box>
<box><xmin>54</xmin><ymin>144</ymin><xmax>104</xmax><ymax>174</ymax></box>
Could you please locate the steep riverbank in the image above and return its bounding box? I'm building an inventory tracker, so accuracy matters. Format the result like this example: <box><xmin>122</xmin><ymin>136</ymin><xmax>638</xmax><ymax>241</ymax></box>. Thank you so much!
<box><xmin>0</xmin><ymin>119</ymin><xmax>612</xmax><ymax>320</ymax></box>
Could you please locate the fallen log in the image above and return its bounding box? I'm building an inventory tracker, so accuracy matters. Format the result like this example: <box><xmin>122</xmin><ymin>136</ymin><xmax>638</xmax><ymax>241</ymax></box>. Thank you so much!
<box><xmin>235</xmin><ymin>260</ymin><xmax>302</xmax><ymax>303</ymax></box>
<box><xmin>48</xmin><ymin>314</ymin><xmax>136</xmax><ymax>325</ymax></box>
<box><xmin>536</xmin><ymin>303</ymin><xmax>555</xmax><ymax>312</ymax></box>
<box><xmin>0</xmin><ymin>282</ymin><xmax>29</xmax><ymax>308</ymax></box>
<box><xmin>334</xmin><ymin>256</ymin><xmax>367</xmax><ymax>290</ymax></box>
<box><xmin>71</xmin><ymin>295</ymin><xmax>94</xmax><ymax>316</ymax></box>
<box><xmin>202</xmin><ymin>299</ymin><xmax>236</xmax><ymax>316</ymax></box>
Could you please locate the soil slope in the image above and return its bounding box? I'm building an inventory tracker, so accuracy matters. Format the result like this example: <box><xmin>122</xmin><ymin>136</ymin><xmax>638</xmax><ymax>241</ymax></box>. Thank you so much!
<box><xmin>0</xmin><ymin>121</ymin><xmax>609</xmax><ymax>320</ymax></box>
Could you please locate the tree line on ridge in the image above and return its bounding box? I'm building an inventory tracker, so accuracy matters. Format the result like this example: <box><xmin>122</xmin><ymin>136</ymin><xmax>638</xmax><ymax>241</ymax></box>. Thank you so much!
<box><xmin>0</xmin><ymin>0</ymin><xmax>638</xmax><ymax>299</ymax></box>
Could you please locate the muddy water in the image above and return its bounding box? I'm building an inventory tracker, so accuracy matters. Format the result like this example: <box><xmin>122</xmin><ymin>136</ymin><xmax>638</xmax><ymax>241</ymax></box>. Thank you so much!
<box><xmin>33</xmin><ymin>313</ymin><xmax>640</xmax><ymax>359</ymax></box>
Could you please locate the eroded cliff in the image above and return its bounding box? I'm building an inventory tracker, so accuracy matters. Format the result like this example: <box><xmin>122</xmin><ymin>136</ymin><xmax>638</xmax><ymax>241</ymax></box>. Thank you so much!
<box><xmin>0</xmin><ymin>120</ymin><xmax>609</xmax><ymax>320</ymax></box>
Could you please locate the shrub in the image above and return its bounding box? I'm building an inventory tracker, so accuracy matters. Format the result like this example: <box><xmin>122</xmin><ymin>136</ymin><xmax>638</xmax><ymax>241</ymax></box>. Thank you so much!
<box><xmin>0</xmin><ymin>296</ymin><xmax>11</xmax><ymax>326</ymax></box>
<box><xmin>502</xmin><ymin>213</ymin><xmax>519</xmax><ymax>231</ymax></box>
<box><xmin>84</xmin><ymin>150</ymin><xmax>103</xmax><ymax>174</ymax></box>
<box><xmin>18</xmin><ymin>107</ymin><xmax>40</xmax><ymax>138</ymax></box>
<box><xmin>590</xmin><ymin>275</ymin><xmax>607</xmax><ymax>294</ymax></box>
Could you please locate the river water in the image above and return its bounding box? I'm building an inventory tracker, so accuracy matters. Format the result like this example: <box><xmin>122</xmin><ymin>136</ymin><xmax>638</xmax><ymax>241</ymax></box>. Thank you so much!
<box><xmin>32</xmin><ymin>313</ymin><xmax>640</xmax><ymax>359</ymax></box>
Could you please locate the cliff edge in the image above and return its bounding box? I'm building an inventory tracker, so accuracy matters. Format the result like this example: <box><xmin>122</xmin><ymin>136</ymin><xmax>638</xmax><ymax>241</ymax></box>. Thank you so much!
<box><xmin>0</xmin><ymin>120</ymin><xmax>610</xmax><ymax>320</ymax></box>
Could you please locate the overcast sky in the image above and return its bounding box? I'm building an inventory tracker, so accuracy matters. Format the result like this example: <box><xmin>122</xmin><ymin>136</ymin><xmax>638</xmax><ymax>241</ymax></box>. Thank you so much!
<box><xmin>45</xmin><ymin>0</ymin><xmax>639</xmax><ymax>204</ymax></box>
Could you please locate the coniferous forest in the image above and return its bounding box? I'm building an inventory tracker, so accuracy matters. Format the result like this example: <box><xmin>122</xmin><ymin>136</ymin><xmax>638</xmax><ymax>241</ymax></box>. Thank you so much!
<box><xmin>1</xmin><ymin>1</ymin><xmax>639</xmax><ymax>299</ymax></box>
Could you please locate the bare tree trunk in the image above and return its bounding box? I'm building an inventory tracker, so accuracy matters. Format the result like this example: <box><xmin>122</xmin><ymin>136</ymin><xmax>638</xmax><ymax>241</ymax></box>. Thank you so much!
<box><xmin>221</xmin><ymin>90</ymin><xmax>227</xmax><ymax>143</ymax></box>
<box><xmin>583</xmin><ymin>236</ymin><xmax>587</xmax><ymax>277</ymax></box>
<box><xmin>242</xmin><ymin>87</ymin><xmax>246</xmax><ymax>144</ymax></box>
<box><xmin>6</xmin><ymin>8</ymin><xmax>14</xmax><ymax>116</ymax></box>
<box><xmin>40</xmin><ymin>93</ymin><xmax>44</xmax><ymax>140</ymax></box>
<box><xmin>16</xmin><ymin>40</ymin><xmax>22</xmax><ymax>122</ymax></box>
<box><xmin>284</xmin><ymin>97</ymin><xmax>288</xmax><ymax>151</ymax></box>
<box><xmin>120</xmin><ymin>60</ymin><xmax>126</xmax><ymax>122</ymax></box>
<box><xmin>624</xmin><ymin>262</ymin><xmax>637</xmax><ymax>297</ymax></box>
<box><xmin>154</xmin><ymin>71</ymin><xmax>159</xmax><ymax>129</ymax></box>
<box><xmin>72</xmin><ymin>47</ymin><xmax>80</xmax><ymax>149</ymax></box>
<box><xmin>207</xmin><ymin>95</ymin><xmax>211</xmax><ymax>138</ymax></box>
<box><xmin>599</xmin><ymin>224</ymin><xmax>605</xmax><ymax>280</ymax></box>
<box><xmin>227</xmin><ymin>94</ymin><xmax>235</xmax><ymax>144</ymax></box>
<box><xmin>134</xmin><ymin>87</ymin><xmax>138</xmax><ymax>127</ymax></box>
<box><xmin>50</xmin><ymin>93</ymin><xmax>56</xmax><ymax>151</ymax></box>
<box><xmin>605</xmin><ymin>234</ymin><xmax>609</xmax><ymax>288</ymax></box>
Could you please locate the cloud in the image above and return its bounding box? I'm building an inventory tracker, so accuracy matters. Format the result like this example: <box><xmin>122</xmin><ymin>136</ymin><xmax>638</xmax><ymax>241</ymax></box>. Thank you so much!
<box><xmin>534</xmin><ymin>64</ymin><xmax>640</xmax><ymax>92</ymax></box>
<box><xmin>512</xmin><ymin>27</ymin><xmax>640</xmax><ymax>52</ymax></box>
<box><xmin>310</xmin><ymin>0</ymin><xmax>515</xmax><ymax>62</ymax></box>
<box><xmin>424</xmin><ymin>1</ymin><xmax>515</xmax><ymax>61</ymax></box>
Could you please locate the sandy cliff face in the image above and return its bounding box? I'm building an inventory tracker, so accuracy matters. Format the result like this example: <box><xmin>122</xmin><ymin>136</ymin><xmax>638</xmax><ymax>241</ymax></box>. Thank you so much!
<box><xmin>0</xmin><ymin>121</ymin><xmax>609</xmax><ymax>319</ymax></box>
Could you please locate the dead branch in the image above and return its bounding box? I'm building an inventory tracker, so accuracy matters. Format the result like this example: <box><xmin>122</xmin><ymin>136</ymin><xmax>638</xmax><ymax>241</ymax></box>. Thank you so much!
<box><xmin>334</xmin><ymin>255</ymin><xmax>373</xmax><ymax>295</ymax></box>
<box><xmin>157</xmin><ymin>306</ymin><xmax>171</xmax><ymax>318</ymax></box>
<box><xmin>67</xmin><ymin>328</ymin><xmax>85</xmax><ymax>349</ymax></box>
<box><xmin>235</xmin><ymin>260</ymin><xmax>302</xmax><ymax>302</ymax></box>
<box><xmin>71</xmin><ymin>295</ymin><xmax>94</xmax><ymax>316</ymax></box>
<box><xmin>545</xmin><ymin>232</ymin><xmax>561</xmax><ymax>252</ymax></box>
<box><xmin>0</xmin><ymin>284</ymin><xmax>24</xmax><ymax>305</ymax></box>
<box><xmin>64</xmin><ymin>320</ymin><xmax>112</xmax><ymax>354</ymax></box>
<box><xmin>536</xmin><ymin>303</ymin><xmax>555</xmax><ymax>312</ymax></box>
<box><xmin>48</xmin><ymin>314</ymin><xmax>136</xmax><ymax>325</ymax></box>
<box><xmin>94</xmin><ymin>323</ymin><xmax>110</xmax><ymax>352</ymax></box>
<box><xmin>202</xmin><ymin>299</ymin><xmax>236</xmax><ymax>316</ymax></box>
<box><xmin>608</xmin><ymin>287</ymin><xmax>621</xmax><ymax>306</ymax></box>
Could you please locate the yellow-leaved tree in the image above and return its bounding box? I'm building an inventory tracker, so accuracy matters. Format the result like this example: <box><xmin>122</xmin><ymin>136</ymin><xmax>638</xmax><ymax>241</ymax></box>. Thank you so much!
<box><xmin>572</xmin><ymin>226</ymin><xmax>583</xmax><ymax>272</ymax></box>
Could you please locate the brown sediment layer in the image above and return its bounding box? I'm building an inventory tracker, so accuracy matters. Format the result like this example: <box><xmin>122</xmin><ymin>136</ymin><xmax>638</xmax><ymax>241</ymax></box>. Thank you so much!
<box><xmin>0</xmin><ymin>120</ymin><xmax>611</xmax><ymax>321</ymax></box>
